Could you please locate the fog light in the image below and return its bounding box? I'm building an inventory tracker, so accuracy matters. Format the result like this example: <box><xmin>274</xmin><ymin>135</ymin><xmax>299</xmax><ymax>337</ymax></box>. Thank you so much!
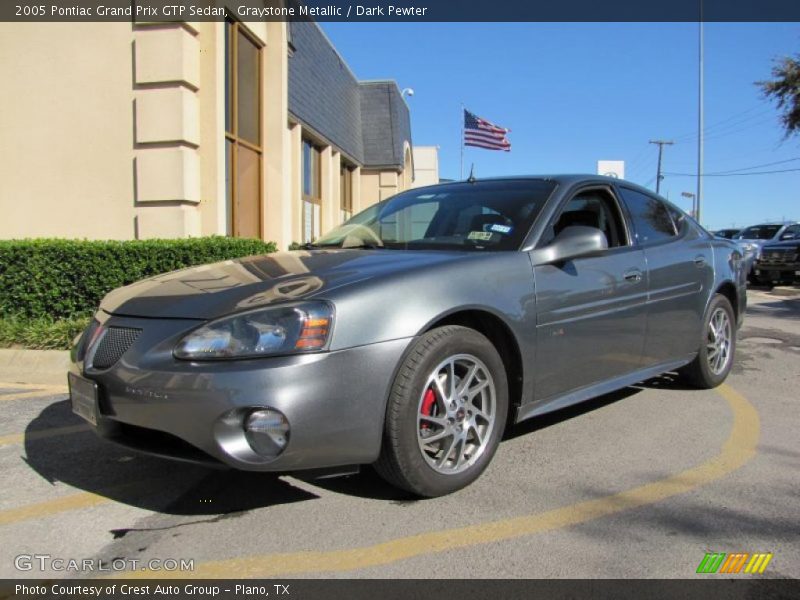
<box><xmin>244</xmin><ymin>409</ymin><xmax>290</xmax><ymax>458</ymax></box>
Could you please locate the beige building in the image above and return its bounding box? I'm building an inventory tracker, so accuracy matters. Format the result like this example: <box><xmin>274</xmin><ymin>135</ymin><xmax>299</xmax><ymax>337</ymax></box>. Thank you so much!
<box><xmin>0</xmin><ymin>20</ymin><xmax>415</xmax><ymax>248</ymax></box>
<box><xmin>410</xmin><ymin>146</ymin><xmax>440</xmax><ymax>188</ymax></box>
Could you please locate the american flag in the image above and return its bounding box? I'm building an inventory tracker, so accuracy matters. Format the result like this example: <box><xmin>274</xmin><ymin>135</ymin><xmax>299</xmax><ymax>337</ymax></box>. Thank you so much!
<box><xmin>463</xmin><ymin>109</ymin><xmax>511</xmax><ymax>151</ymax></box>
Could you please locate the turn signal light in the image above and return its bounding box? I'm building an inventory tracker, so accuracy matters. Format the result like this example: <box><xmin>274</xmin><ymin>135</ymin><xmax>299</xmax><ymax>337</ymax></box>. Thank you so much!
<box><xmin>295</xmin><ymin>315</ymin><xmax>330</xmax><ymax>350</ymax></box>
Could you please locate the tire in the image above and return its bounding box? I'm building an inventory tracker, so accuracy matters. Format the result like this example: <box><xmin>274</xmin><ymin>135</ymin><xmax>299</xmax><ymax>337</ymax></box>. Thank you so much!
<box><xmin>678</xmin><ymin>294</ymin><xmax>736</xmax><ymax>389</ymax></box>
<box><xmin>374</xmin><ymin>325</ymin><xmax>509</xmax><ymax>497</ymax></box>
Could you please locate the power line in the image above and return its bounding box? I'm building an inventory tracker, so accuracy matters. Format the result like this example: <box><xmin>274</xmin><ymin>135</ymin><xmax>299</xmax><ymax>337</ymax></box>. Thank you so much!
<box><xmin>706</xmin><ymin>157</ymin><xmax>800</xmax><ymax>175</ymax></box>
<box><xmin>628</xmin><ymin>153</ymin><xmax>657</xmax><ymax>181</ymax></box>
<box><xmin>672</xmin><ymin>105</ymin><xmax>773</xmax><ymax>143</ymax></box>
<box><xmin>664</xmin><ymin>168</ymin><xmax>800</xmax><ymax>177</ymax></box>
<box><xmin>698</xmin><ymin>115</ymin><xmax>778</xmax><ymax>144</ymax></box>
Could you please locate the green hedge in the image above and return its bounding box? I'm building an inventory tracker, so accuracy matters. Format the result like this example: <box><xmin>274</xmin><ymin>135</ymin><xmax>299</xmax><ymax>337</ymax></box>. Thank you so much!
<box><xmin>0</xmin><ymin>316</ymin><xmax>91</xmax><ymax>350</ymax></box>
<box><xmin>0</xmin><ymin>237</ymin><xmax>277</xmax><ymax>321</ymax></box>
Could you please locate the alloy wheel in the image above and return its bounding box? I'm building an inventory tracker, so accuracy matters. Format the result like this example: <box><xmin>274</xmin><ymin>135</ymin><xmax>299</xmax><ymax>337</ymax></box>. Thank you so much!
<box><xmin>706</xmin><ymin>307</ymin><xmax>732</xmax><ymax>375</ymax></box>
<box><xmin>416</xmin><ymin>354</ymin><xmax>496</xmax><ymax>475</ymax></box>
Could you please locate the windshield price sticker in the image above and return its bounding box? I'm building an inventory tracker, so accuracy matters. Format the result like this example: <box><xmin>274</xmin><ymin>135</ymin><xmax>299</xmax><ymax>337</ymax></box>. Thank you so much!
<box><xmin>489</xmin><ymin>224</ymin><xmax>513</xmax><ymax>234</ymax></box>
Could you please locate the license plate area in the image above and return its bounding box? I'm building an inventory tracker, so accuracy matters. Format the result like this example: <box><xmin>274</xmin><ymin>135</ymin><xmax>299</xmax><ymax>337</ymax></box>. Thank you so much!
<box><xmin>69</xmin><ymin>373</ymin><xmax>98</xmax><ymax>426</ymax></box>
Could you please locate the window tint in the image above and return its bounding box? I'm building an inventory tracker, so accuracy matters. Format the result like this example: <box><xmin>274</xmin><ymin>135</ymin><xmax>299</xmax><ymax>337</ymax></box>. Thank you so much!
<box><xmin>780</xmin><ymin>224</ymin><xmax>800</xmax><ymax>240</ymax></box>
<box><xmin>735</xmin><ymin>225</ymin><xmax>781</xmax><ymax>240</ymax></box>
<box><xmin>225</xmin><ymin>21</ymin><xmax>262</xmax><ymax>238</ymax></box>
<box><xmin>302</xmin><ymin>140</ymin><xmax>321</xmax><ymax>244</ymax></box>
<box><xmin>665</xmin><ymin>203</ymin><xmax>689</xmax><ymax>235</ymax></box>
<box><xmin>550</xmin><ymin>189</ymin><xmax>627</xmax><ymax>248</ymax></box>
<box><xmin>313</xmin><ymin>180</ymin><xmax>556</xmax><ymax>251</ymax></box>
<box><xmin>618</xmin><ymin>188</ymin><xmax>677</xmax><ymax>245</ymax></box>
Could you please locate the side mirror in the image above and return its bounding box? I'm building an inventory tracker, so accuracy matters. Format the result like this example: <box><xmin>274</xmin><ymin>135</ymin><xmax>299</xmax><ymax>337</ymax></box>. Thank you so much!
<box><xmin>531</xmin><ymin>226</ymin><xmax>609</xmax><ymax>265</ymax></box>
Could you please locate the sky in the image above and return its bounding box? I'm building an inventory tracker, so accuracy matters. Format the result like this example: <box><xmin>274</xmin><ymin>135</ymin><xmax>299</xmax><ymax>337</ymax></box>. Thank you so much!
<box><xmin>320</xmin><ymin>22</ymin><xmax>799</xmax><ymax>231</ymax></box>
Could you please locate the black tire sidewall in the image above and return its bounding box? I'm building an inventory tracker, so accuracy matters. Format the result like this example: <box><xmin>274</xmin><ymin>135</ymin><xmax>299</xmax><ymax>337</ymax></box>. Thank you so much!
<box><xmin>389</xmin><ymin>327</ymin><xmax>509</xmax><ymax>497</ymax></box>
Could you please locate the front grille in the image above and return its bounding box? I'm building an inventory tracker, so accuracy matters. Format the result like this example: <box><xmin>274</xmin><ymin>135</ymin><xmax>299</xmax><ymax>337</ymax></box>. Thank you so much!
<box><xmin>91</xmin><ymin>327</ymin><xmax>141</xmax><ymax>369</ymax></box>
<box><xmin>759</xmin><ymin>248</ymin><xmax>798</xmax><ymax>265</ymax></box>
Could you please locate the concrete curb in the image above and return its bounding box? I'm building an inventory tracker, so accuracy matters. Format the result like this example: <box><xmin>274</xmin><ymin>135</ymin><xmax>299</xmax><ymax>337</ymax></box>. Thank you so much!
<box><xmin>769</xmin><ymin>286</ymin><xmax>800</xmax><ymax>297</ymax></box>
<box><xmin>0</xmin><ymin>348</ymin><xmax>70</xmax><ymax>386</ymax></box>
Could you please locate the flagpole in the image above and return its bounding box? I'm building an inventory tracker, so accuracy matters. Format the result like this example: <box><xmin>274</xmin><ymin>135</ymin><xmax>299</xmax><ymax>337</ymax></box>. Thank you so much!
<box><xmin>460</xmin><ymin>103</ymin><xmax>464</xmax><ymax>180</ymax></box>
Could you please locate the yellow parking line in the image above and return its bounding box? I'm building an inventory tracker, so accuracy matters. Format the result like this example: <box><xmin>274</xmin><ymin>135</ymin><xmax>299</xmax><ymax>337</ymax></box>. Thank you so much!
<box><xmin>0</xmin><ymin>382</ymin><xmax>68</xmax><ymax>402</ymax></box>
<box><xmin>0</xmin><ymin>477</ymin><xmax>171</xmax><ymax>527</ymax></box>
<box><xmin>125</xmin><ymin>383</ymin><xmax>758</xmax><ymax>579</ymax></box>
<box><xmin>0</xmin><ymin>382</ymin><xmax>67</xmax><ymax>391</ymax></box>
<box><xmin>0</xmin><ymin>390</ymin><xmax>68</xmax><ymax>402</ymax></box>
<box><xmin>0</xmin><ymin>424</ymin><xmax>90</xmax><ymax>448</ymax></box>
<box><xmin>0</xmin><ymin>490</ymin><xmax>111</xmax><ymax>526</ymax></box>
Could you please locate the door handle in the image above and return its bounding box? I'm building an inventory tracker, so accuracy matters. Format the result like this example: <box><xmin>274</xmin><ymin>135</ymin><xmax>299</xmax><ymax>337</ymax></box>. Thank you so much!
<box><xmin>623</xmin><ymin>269</ymin><xmax>642</xmax><ymax>283</ymax></box>
<box><xmin>694</xmin><ymin>256</ymin><xmax>707</xmax><ymax>268</ymax></box>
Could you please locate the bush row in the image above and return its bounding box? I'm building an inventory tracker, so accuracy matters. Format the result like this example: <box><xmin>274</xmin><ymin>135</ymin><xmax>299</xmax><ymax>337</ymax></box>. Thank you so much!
<box><xmin>0</xmin><ymin>237</ymin><xmax>277</xmax><ymax>321</ymax></box>
<box><xmin>0</xmin><ymin>316</ymin><xmax>91</xmax><ymax>350</ymax></box>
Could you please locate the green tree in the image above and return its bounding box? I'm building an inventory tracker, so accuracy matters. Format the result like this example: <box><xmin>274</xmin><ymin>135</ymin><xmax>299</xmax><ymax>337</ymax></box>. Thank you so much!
<box><xmin>759</xmin><ymin>54</ymin><xmax>800</xmax><ymax>138</ymax></box>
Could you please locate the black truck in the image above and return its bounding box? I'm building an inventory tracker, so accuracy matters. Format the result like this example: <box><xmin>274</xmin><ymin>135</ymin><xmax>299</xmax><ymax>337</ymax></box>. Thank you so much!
<box><xmin>754</xmin><ymin>239</ymin><xmax>800</xmax><ymax>287</ymax></box>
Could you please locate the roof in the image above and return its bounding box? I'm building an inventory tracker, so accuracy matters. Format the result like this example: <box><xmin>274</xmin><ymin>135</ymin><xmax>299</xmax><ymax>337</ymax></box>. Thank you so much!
<box><xmin>406</xmin><ymin>174</ymin><xmax>669</xmax><ymax>198</ymax></box>
<box><xmin>287</xmin><ymin>21</ymin><xmax>412</xmax><ymax>170</ymax></box>
<box><xmin>359</xmin><ymin>81</ymin><xmax>412</xmax><ymax>169</ymax></box>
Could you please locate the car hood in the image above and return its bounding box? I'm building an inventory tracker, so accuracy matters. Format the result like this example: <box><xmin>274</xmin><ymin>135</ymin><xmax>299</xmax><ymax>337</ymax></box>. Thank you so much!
<box><xmin>762</xmin><ymin>240</ymin><xmax>800</xmax><ymax>250</ymax></box>
<box><xmin>100</xmin><ymin>249</ymin><xmax>471</xmax><ymax>320</ymax></box>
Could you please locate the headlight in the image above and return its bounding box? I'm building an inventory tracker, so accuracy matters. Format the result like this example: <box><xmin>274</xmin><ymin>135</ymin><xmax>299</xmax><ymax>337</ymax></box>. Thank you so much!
<box><xmin>174</xmin><ymin>301</ymin><xmax>333</xmax><ymax>360</ymax></box>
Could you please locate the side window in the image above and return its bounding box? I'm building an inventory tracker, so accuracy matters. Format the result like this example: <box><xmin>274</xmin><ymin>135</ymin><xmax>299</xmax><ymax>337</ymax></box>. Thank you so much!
<box><xmin>665</xmin><ymin>202</ymin><xmax>688</xmax><ymax>235</ymax></box>
<box><xmin>618</xmin><ymin>188</ymin><xmax>677</xmax><ymax>245</ymax></box>
<box><xmin>546</xmin><ymin>189</ymin><xmax>628</xmax><ymax>248</ymax></box>
<box><xmin>781</xmin><ymin>224</ymin><xmax>800</xmax><ymax>240</ymax></box>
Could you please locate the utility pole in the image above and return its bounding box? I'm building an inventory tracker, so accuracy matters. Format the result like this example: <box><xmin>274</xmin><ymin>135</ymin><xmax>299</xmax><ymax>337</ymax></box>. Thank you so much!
<box><xmin>649</xmin><ymin>139</ymin><xmax>673</xmax><ymax>195</ymax></box>
<box><xmin>697</xmin><ymin>18</ymin><xmax>705</xmax><ymax>224</ymax></box>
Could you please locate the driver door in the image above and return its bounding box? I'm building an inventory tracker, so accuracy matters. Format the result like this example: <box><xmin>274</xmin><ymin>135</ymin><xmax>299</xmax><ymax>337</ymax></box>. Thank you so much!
<box><xmin>531</xmin><ymin>186</ymin><xmax>648</xmax><ymax>401</ymax></box>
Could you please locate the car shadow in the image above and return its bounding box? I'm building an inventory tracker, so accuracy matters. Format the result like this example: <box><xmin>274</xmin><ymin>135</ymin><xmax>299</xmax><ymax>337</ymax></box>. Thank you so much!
<box><xmin>312</xmin><ymin>378</ymin><xmax>681</xmax><ymax>501</ymax></box>
<box><xmin>22</xmin><ymin>399</ymin><xmax>318</xmax><ymax>516</ymax></box>
<box><xmin>22</xmin><ymin>373</ymin><xmax>697</xmax><ymax>507</ymax></box>
<box><xmin>746</xmin><ymin>297</ymin><xmax>800</xmax><ymax>321</ymax></box>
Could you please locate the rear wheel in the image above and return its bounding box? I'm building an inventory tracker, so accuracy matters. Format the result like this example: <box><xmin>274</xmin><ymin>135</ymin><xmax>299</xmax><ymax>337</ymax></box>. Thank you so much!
<box><xmin>374</xmin><ymin>326</ymin><xmax>508</xmax><ymax>497</ymax></box>
<box><xmin>678</xmin><ymin>294</ymin><xmax>736</xmax><ymax>389</ymax></box>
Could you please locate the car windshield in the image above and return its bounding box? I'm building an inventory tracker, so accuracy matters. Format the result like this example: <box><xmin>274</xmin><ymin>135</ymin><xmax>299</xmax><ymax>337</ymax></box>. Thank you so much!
<box><xmin>311</xmin><ymin>179</ymin><xmax>557</xmax><ymax>251</ymax></box>
<box><xmin>735</xmin><ymin>225</ymin><xmax>782</xmax><ymax>240</ymax></box>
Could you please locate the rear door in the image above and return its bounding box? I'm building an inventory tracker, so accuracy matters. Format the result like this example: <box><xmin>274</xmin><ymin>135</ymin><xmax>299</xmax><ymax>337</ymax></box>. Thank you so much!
<box><xmin>616</xmin><ymin>186</ymin><xmax>713</xmax><ymax>366</ymax></box>
<box><xmin>532</xmin><ymin>185</ymin><xmax>648</xmax><ymax>401</ymax></box>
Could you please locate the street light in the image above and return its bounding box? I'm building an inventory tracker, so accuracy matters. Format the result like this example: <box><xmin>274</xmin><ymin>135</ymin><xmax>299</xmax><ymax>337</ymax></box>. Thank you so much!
<box><xmin>681</xmin><ymin>191</ymin><xmax>697</xmax><ymax>218</ymax></box>
<box><xmin>401</xmin><ymin>87</ymin><xmax>414</xmax><ymax>99</ymax></box>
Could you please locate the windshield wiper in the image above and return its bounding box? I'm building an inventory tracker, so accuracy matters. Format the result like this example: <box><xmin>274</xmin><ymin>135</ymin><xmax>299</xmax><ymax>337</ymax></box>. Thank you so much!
<box><xmin>304</xmin><ymin>241</ymin><xmax>386</xmax><ymax>250</ymax></box>
<box><xmin>340</xmin><ymin>242</ymin><xmax>386</xmax><ymax>250</ymax></box>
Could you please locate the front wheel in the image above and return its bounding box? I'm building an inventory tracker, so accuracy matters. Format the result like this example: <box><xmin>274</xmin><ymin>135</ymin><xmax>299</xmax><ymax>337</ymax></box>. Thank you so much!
<box><xmin>678</xmin><ymin>294</ymin><xmax>736</xmax><ymax>389</ymax></box>
<box><xmin>374</xmin><ymin>326</ymin><xmax>508</xmax><ymax>497</ymax></box>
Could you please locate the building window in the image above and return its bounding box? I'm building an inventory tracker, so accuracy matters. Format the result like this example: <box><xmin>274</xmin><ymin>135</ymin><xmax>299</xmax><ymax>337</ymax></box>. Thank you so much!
<box><xmin>340</xmin><ymin>164</ymin><xmax>353</xmax><ymax>222</ymax></box>
<box><xmin>302</xmin><ymin>139</ymin><xmax>321</xmax><ymax>243</ymax></box>
<box><xmin>225</xmin><ymin>20</ymin><xmax>263</xmax><ymax>239</ymax></box>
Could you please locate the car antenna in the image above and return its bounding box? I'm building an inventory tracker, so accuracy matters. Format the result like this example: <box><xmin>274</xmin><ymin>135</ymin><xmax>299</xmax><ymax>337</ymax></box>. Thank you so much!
<box><xmin>467</xmin><ymin>163</ymin><xmax>476</xmax><ymax>183</ymax></box>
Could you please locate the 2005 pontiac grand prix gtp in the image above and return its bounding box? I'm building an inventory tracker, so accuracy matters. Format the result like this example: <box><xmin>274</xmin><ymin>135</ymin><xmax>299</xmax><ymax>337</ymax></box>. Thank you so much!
<box><xmin>69</xmin><ymin>175</ymin><xmax>746</xmax><ymax>497</ymax></box>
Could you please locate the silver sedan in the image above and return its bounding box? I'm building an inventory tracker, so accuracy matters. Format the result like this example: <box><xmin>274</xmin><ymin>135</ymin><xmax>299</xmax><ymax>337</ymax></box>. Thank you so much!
<box><xmin>69</xmin><ymin>175</ymin><xmax>746</xmax><ymax>496</ymax></box>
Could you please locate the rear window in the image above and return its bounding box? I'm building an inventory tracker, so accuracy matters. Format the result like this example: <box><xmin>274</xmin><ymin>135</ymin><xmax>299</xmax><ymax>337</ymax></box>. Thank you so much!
<box><xmin>618</xmin><ymin>187</ymin><xmax>677</xmax><ymax>245</ymax></box>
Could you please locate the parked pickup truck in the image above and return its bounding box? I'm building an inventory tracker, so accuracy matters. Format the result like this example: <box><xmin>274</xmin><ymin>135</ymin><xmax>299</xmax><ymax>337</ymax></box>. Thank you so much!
<box><xmin>754</xmin><ymin>240</ymin><xmax>800</xmax><ymax>288</ymax></box>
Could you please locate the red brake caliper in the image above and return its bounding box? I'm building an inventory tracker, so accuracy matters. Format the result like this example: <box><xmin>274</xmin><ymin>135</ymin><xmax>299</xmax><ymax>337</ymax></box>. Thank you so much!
<box><xmin>420</xmin><ymin>387</ymin><xmax>436</xmax><ymax>430</ymax></box>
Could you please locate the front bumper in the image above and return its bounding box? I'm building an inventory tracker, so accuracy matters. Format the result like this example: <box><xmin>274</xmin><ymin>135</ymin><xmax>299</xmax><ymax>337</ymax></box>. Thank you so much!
<box><xmin>754</xmin><ymin>264</ymin><xmax>800</xmax><ymax>283</ymax></box>
<box><xmin>70</xmin><ymin>314</ymin><xmax>412</xmax><ymax>472</ymax></box>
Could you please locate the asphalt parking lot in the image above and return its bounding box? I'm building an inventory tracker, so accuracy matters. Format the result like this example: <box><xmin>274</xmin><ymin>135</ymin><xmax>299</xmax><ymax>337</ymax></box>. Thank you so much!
<box><xmin>0</xmin><ymin>288</ymin><xmax>798</xmax><ymax>580</ymax></box>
